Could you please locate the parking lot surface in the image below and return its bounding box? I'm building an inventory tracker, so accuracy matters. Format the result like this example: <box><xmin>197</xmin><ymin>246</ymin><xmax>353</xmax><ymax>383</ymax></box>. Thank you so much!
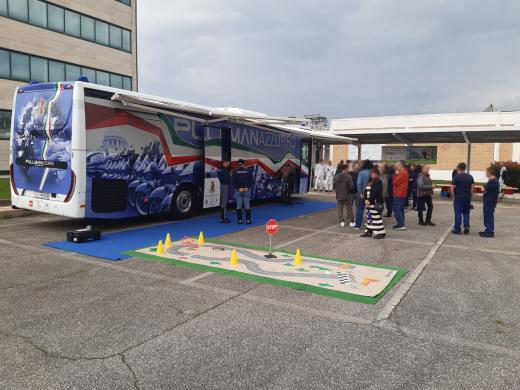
<box><xmin>1</xmin><ymin>194</ymin><xmax>519</xmax><ymax>389</ymax></box>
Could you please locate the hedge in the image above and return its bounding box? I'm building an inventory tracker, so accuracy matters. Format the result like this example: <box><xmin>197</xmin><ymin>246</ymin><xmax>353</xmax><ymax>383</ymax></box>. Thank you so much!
<box><xmin>491</xmin><ymin>161</ymin><xmax>520</xmax><ymax>190</ymax></box>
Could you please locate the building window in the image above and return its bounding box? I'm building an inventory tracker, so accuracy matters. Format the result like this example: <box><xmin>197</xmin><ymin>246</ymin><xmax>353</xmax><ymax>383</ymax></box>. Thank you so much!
<box><xmin>48</xmin><ymin>60</ymin><xmax>65</xmax><ymax>82</ymax></box>
<box><xmin>95</xmin><ymin>20</ymin><xmax>109</xmax><ymax>46</ymax></box>
<box><xmin>2</xmin><ymin>0</ymin><xmax>132</xmax><ymax>53</ymax></box>
<box><xmin>9</xmin><ymin>0</ymin><xmax>28</xmax><ymax>21</ymax></box>
<box><xmin>96</xmin><ymin>71</ymin><xmax>110</xmax><ymax>86</ymax></box>
<box><xmin>110</xmin><ymin>74</ymin><xmax>123</xmax><ymax>89</ymax></box>
<box><xmin>109</xmin><ymin>25</ymin><xmax>122</xmax><ymax>50</ymax></box>
<box><xmin>0</xmin><ymin>110</ymin><xmax>11</xmax><ymax>140</ymax></box>
<box><xmin>30</xmin><ymin>56</ymin><xmax>48</xmax><ymax>83</ymax></box>
<box><xmin>0</xmin><ymin>49</ymin><xmax>9</xmax><ymax>78</ymax></box>
<box><xmin>0</xmin><ymin>0</ymin><xmax>7</xmax><ymax>16</ymax></box>
<box><xmin>80</xmin><ymin>15</ymin><xmax>95</xmax><ymax>41</ymax></box>
<box><xmin>47</xmin><ymin>4</ymin><xmax>64</xmax><ymax>32</ymax></box>
<box><xmin>81</xmin><ymin>67</ymin><xmax>97</xmax><ymax>84</ymax></box>
<box><xmin>29</xmin><ymin>0</ymin><xmax>47</xmax><ymax>28</ymax></box>
<box><xmin>116</xmin><ymin>0</ymin><xmax>131</xmax><ymax>5</ymax></box>
<box><xmin>122</xmin><ymin>30</ymin><xmax>131</xmax><ymax>52</ymax></box>
<box><xmin>123</xmin><ymin>76</ymin><xmax>131</xmax><ymax>90</ymax></box>
<box><xmin>11</xmin><ymin>52</ymin><xmax>30</xmax><ymax>81</ymax></box>
<box><xmin>64</xmin><ymin>10</ymin><xmax>80</xmax><ymax>37</ymax></box>
<box><xmin>0</xmin><ymin>48</ymin><xmax>133</xmax><ymax>90</ymax></box>
<box><xmin>65</xmin><ymin>64</ymin><xmax>81</xmax><ymax>81</ymax></box>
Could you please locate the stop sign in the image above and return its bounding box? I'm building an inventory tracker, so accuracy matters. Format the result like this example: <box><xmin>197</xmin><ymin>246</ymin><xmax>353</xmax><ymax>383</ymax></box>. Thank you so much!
<box><xmin>265</xmin><ymin>219</ymin><xmax>279</xmax><ymax>235</ymax></box>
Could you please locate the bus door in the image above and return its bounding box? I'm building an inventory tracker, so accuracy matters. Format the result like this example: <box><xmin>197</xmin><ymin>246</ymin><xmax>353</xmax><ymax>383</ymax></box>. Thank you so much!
<box><xmin>202</xmin><ymin>126</ymin><xmax>231</xmax><ymax>208</ymax></box>
<box><xmin>299</xmin><ymin>139</ymin><xmax>311</xmax><ymax>194</ymax></box>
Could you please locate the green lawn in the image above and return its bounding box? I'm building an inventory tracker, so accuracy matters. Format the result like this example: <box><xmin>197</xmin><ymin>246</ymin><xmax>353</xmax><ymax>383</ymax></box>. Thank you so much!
<box><xmin>0</xmin><ymin>178</ymin><xmax>10</xmax><ymax>200</ymax></box>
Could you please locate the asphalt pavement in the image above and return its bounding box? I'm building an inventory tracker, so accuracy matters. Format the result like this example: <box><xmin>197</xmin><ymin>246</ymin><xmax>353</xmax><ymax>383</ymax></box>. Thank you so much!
<box><xmin>1</xmin><ymin>194</ymin><xmax>519</xmax><ymax>389</ymax></box>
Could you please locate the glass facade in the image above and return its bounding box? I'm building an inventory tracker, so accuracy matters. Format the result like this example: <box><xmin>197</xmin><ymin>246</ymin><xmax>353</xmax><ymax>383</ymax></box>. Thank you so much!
<box><xmin>1</xmin><ymin>0</ymin><xmax>131</xmax><ymax>53</ymax></box>
<box><xmin>0</xmin><ymin>48</ymin><xmax>132</xmax><ymax>90</ymax></box>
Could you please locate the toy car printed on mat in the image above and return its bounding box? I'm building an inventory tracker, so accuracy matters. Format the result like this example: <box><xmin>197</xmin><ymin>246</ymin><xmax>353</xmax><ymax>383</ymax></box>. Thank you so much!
<box><xmin>129</xmin><ymin>238</ymin><xmax>407</xmax><ymax>303</ymax></box>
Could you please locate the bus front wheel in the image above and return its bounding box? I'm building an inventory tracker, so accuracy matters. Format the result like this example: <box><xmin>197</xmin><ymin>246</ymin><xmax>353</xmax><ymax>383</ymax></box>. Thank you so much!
<box><xmin>171</xmin><ymin>186</ymin><xmax>196</xmax><ymax>219</ymax></box>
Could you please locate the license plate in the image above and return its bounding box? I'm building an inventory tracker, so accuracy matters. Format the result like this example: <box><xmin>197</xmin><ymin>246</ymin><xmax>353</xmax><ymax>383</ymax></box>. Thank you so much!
<box><xmin>33</xmin><ymin>191</ymin><xmax>50</xmax><ymax>200</ymax></box>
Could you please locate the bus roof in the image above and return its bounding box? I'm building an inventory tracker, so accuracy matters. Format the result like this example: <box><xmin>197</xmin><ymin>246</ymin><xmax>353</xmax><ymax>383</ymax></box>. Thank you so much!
<box><xmin>75</xmin><ymin>81</ymin><xmax>354</xmax><ymax>144</ymax></box>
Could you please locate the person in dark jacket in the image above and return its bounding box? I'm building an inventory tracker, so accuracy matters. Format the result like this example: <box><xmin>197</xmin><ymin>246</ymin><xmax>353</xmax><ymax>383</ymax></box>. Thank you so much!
<box><xmin>278</xmin><ymin>163</ymin><xmax>295</xmax><ymax>203</ymax></box>
<box><xmin>232</xmin><ymin>159</ymin><xmax>253</xmax><ymax>224</ymax></box>
<box><xmin>348</xmin><ymin>161</ymin><xmax>360</xmax><ymax>228</ymax></box>
<box><xmin>480</xmin><ymin>167</ymin><xmax>500</xmax><ymax>238</ymax></box>
<box><xmin>411</xmin><ymin>164</ymin><xmax>422</xmax><ymax>210</ymax></box>
<box><xmin>360</xmin><ymin>168</ymin><xmax>386</xmax><ymax>239</ymax></box>
<box><xmin>416</xmin><ymin>165</ymin><xmax>435</xmax><ymax>226</ymax></box>
<box><xmin>335</xmin><ymin>160</ymin><xmax>345</xmax><ymax>175</ymax></box>
<box><xmin>333</xmin><ymin>165</ymin><xmax>354</xmax><ymax>227</ymax></box>
<box><xmin>218</xmin><ymin>160</ymin><xmax>232</xmax><ymax>223</ymax></box>
<box><xmin>451</xmin><ymin>162</ymin><xmax>474</xmax><ymax>235</ymax></box>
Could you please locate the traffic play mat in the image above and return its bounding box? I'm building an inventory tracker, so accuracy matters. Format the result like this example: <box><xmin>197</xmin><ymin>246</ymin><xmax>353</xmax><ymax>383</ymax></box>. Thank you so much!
<box><xmin>127</xmin><ymin>237</ymin><xmax>407</xmax><ymax>304</ymax></box>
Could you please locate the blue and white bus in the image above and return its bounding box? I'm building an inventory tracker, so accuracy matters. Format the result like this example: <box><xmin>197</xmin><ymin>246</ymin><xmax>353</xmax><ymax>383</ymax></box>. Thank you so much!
<box><xmin>9</xmin><ymin>81</ymin><xmax>348</xmax><ymax>219</ymax></box>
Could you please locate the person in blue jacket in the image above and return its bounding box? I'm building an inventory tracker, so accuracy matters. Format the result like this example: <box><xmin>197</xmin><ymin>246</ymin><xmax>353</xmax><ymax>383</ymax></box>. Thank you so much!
<box><xmin>232</xmin><ymin>159</ymin><xmax>253</xmax><ymax>224</ymax></box>
<box><xmin>354</xmin><ymin>159</ymin><xmax>373</xmax><ymax>229</ymax></box>
<box><xmin>480</xmin><ymin>167</ymin><xmax>500</xmax><ymax>238</ymax></box>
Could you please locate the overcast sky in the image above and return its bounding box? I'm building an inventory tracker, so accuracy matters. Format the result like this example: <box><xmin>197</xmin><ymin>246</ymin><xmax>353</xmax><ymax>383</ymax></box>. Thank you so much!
<box><xmin>137</xmin><ymin>0</ymin><xmax>520</xmax><ymax>119</ymax></box>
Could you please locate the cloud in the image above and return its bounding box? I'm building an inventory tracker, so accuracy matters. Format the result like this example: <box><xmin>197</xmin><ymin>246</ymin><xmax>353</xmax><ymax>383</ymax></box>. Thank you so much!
<box><xmin>137</xmin><ymin>0</ymin><xmax>520</xmax><ymax>119</ymax></box>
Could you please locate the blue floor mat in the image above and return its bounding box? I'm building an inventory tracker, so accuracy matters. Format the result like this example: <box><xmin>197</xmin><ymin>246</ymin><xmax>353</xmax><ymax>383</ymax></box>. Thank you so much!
<box><xmin>44</xmin><ymin>200</ymin><xmax>335</xmax><ymax>261</ymax></box>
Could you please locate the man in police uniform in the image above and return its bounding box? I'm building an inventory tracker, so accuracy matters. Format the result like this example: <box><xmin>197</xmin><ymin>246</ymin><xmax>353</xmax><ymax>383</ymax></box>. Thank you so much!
<box><xmin>232</xmin><ymin>159</ymin><xmax>253</xmax><ymax>224</ymax></box>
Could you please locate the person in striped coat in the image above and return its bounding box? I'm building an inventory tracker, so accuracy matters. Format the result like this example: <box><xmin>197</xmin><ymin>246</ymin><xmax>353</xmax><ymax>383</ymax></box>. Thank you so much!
<box><xmin>360</xmin><ymin>168</ymin><xmax>386</xmax><ymax>239</ymax></box>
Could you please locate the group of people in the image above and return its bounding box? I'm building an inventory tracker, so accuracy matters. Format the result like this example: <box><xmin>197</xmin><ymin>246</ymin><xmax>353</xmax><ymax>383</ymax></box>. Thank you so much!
<box><xmin>331</xmin><ymin>159</ymin><xmax>500</xmax><ymax>239</ymax></box>
<box><xmin>313</xmin><ymin>160</ymin><xmax>335</xmax><ymax>192</ymax></box>
<box><xmin>218</xmin><ymin>159</ymin><xmax>298</xmax><ymax>225</ymax></box>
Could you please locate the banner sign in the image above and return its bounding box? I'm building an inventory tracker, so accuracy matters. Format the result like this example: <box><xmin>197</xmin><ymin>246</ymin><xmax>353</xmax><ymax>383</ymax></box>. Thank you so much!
<box><xmin>382</xmin><ymin>146</ymin><xmax>437</xmax><ymax>163</ymax></box>
<box><xmin>203</xmin><ymin>177</ymin><xmax>221</xmax><ymax>208</ymax></box>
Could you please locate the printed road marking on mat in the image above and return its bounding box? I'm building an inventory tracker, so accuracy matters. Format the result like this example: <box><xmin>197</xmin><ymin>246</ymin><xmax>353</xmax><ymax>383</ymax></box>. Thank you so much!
<box><xmin>129</xmin><ymin>239</ymin><xmax>407</xmax><ymax>303</ymax></box>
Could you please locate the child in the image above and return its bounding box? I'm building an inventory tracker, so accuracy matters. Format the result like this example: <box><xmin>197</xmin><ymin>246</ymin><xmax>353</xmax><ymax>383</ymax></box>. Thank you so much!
<box><xmin>480</xmin><ymin>167</ymin><xmax>499</xmax><ymax>238</ymax></box>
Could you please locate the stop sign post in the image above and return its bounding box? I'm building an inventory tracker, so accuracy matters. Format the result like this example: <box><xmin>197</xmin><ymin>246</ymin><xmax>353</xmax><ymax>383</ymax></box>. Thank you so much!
<box><xmin>264</xmin><ymin>219</ymin><xmax>278</xmax><ymax>258</ymax></box>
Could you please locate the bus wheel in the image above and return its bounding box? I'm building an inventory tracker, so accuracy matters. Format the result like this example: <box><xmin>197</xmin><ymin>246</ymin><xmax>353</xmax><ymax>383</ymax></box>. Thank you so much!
<box><xmin>135</xmin><ymin>192</ymin><xmax>149</xmax><ymax>216</ymax></box>
<box><xmin>171</xmin><ymin>186</ymin><xmax>196</xmax><ymax>219</ymax></box>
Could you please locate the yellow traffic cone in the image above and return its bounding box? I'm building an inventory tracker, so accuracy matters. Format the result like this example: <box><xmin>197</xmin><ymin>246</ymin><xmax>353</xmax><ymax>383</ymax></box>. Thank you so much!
<box><xmin>230</xmin><ymin>249</ymin><xmax>238</xmax><ymax>266</ymax></box>
<box><xmin>156</xmin><ymin>240</ymin><xmax>165</xmax><ymax>255</ymax></box>
<box><xmin>165</xmin><ymin>233</ymin><xmax>172</xmax><ymax>248</ymax></box>
<box><xmin>293</xmin><ymin>248</ymin><xmax>302</xmax><ymax>266</ymax></box>
<box><xmin>197</xmin><ymin>231</ymin><xmax>205</xmax><ymax>245</ymax></box>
